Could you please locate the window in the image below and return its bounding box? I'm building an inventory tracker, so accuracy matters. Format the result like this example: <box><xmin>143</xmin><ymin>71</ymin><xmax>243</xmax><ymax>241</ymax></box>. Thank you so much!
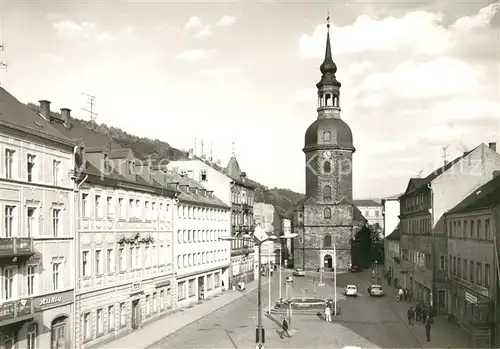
<box><xmin>200</xmin><ymin>170</ymin><xmax>207</xmax><ymax>181</ymax></box>
<box><xmin>470</xmin><ymin>261</ymin><xmax>474</xmax><ymax>282</ymax></box>
<box><xmin>96</xmin><ymin>308</ymin><xmax>103</xmax><ymax>335</ymax></box>
<box><xmin>135</xmin><ymin>246</ymin><xmax>140</xmax><ymax>268</ymax></box>
<box><xmin>27</xmin><ymin>154</ymin><xmax>36</xmax><ymax>182</ymax></box>
<box><xmin>27</xmin><ymin>323</ymin><xmax>37</xmax><ymax>349</ymax></box>
<box><xmin>439</xmin><ymin>255</ymin><xmax>445</xmax><ymax>270</ymax></box>
<box><xmin>27</xmin><ymin>207</ymin><xmax>37</xmax><ymax>237</ymax></box>
<box><xmin>107</xmin><ymin>249</ymin><xmax>114</xmax><ymax>273</ymax></box>
<box><xmin>485</xmin><ymin>264</ymin><xmax>491</xmax><ymax>287</ymax></box>
<box><xmin>52</xmin><ymin>160</ymin><xmax>61</xmax><ymax>185</ymax></box>
<box><xmin>95</xmin><ymin>250</ymin><xmax>102</xmax><ymax>275</ymax></box>
<box><xmin>119</xmin><ymin>248</ymin><xmax>124</xmax><ymax>271</ymax></box>
<box><xmin>95</xmin><ymin>195</ymin><xmax>102</xmax><ymax>218</ymax></box>
<box><xmin>52</xmin><ymin>262</ymin><xmax>61</xmax><ymax>290</ymax></box>
<box><xmin>323</xmin><ymin>161</ymin><xmax>331</xmax><ymax>173</ymax></box>
<box><xmin>118</xmin><ymin>198</ymin><xmax>125</xmax><ymax>218</ymax></box>
<box><xmin>83</xmin><ymin>313</ymin><xmax>91</xmax><ymax>339</ymax></box>
<box><xmin>27</xmin><ymin>265</ymin><xmax>36</xmax><ymax>295</ymax></box>
<box><xmin>52</xmin><ymin>208</ymin><xmax>61</xmax><ymax>237</ymax></box>
<box><xmin>107</xmin><ymin>197</ymin><xmax>113</xmax><ymax>216</ymax></box>
<box><xmin>189</xmin><ymin>279</ymin><xmax>195</xmax><ymax>297</ymax></box>
<box><xmin>129</xmin><ymin>199</ymin><xmax>134</xmax><ymax>217</ymax></box>
<box><xmin>119</xmin><ymin>302</ymin><xmax>126</xmax><ymax>328</ymax></box>
<box><xmin>145</xmin><ymin>246</ymin><xmax>150</xmax><ymax>267</ymax></box>
<box><xmin>4</xmin><ymin>205</ymin><xmax>15</xmax><ymax>237</ymax></box>
<box><xmin>82</xmin><ymin>194</ymin><xmax>89</xmax><ymax>217</ymax></box>
<box><xmin>160</xmin><ymin>290</ymin><xmax>165</xmax><ymax>310</ymax></box>
<box><xmin>153</xmin><ymin>292</ymin><xmax>158</xmax><ymax>313</ymax></box>
<box><xmin>323</xmin><ymin>235</ymin><xmax>332</xmax><ymax>247</ymax></box>
<box><xmin>129</xmin><ymin>247</ymin><xmax>134</xmax><ymax>268</ymax></box>
<box><xmin>323</xmin><ymin>131</ymin><xmax>331</xmax><ymax>143</ymax></box>
<box><xmin>177</xmin><ymin>255</ymin><xmax>182</xmax><ymax>268</ymax></box>
<box><xmin>4</xmin><ymin>268</ymin><xmax>15</xmax><ymax>299</ymax></box>
<box><xmin>324</xmin><ymin>186</ymin><xmax>331</xmax><ymax>200</ymax></box>
<box><xmin>485</xmin><ymin>219</ymin><xmax>491</xmax><ymax>240</ymax></box>
<box><xmin>108</xmin><ymin>305</ymin><xmax>115</xmax><ymax>331</ymax></box>
<box><xmin>145</xmin><ymin>295</ymin><xmax>151</xmax><ymax>316</ymax></box>
<box><xmin>144</xmin><ymin>201</ymin><xmax>150</xmax><ymax>220</ymax></box>
<box><xmin>82</xmin><ymin>251</ymin><xmax>89</xmax><ymax>277</ymax></box>
<box><xmin>178</xmin><ymin>281</ymin><xmax>186</xmax><ymax>300</ymax></box>
<box><xmin>477</xmin><ymin>263</ymin><xmax>482</xmax><ymax>285</ymax></box>
<box><xmin>5</xmin><ymin>148</ymin><xmax>15</xmax><ymax>179</ymax></box>
<box><xmin>324</xmin><ymin>207</ymin><xmax>331</xmax><ymax>219</ymax></box>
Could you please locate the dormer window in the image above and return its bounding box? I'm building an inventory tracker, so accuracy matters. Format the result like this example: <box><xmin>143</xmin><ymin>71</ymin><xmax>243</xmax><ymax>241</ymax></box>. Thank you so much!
<box><xmin>323</xmin><ymin>132</ymin><xmax>331</xmax><ymax>143</ymax></box>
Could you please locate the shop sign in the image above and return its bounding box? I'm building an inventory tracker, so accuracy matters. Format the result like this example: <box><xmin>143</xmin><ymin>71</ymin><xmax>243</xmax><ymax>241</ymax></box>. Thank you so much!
<box><xmin>34</xmin><ymin>290</ymin><xmax>74</xmax><ymax>311</ymax></box>
<box><xmin>465</xmin><ymin>292</ymin><xmax>477</xmax><ymax>304</ymax></box>
<box><xmin>155</xmin><ymin>280</ymin><xmax>171</xmax><ymax>288</ymax></box>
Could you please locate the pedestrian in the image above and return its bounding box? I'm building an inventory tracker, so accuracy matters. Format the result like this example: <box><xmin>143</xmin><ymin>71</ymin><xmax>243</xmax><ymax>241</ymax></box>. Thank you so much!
<box><xmin>425</xmin><ymin>320</ymin><xmax>432</xmax><ymax>342</ymax></box>
<box><xmin>325</xmin><ymin>304</ymin><xmax>332</xmax><ymax>322</ymax></box>
<box><xmin>280</xmin><ymin>317</ymin><xmax>290</xmax><ymax>338</ymax></box>
<box><xmin>407</xmin><ymin>307</ymin><xmax>414</xmax><ymax>325</ymax></box>
<box><xmin>415</xmin><ymin>304</ymin><xmax>421</xmax><ymax>322</ymax></box>
<box><xmin>421</xmin><ymin>307</ymin><xmax>428</xmax><ymax>324</ymax></box>
<box><xmin>397</xmin><ymin>288</ymin><xmax>404</xmax><ymax>301</ymax></box>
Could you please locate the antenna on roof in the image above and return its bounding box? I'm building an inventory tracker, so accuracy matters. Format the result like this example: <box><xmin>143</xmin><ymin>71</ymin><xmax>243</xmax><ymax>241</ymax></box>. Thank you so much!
<box><xmin>210</xmin><ymin>140</ymin><xmax>213</xmax><ymax>161</ymax></box>
<box><xmin>442</xmin><ymin>145</ymin><xmax>449</xmax><ymax>165</ymax></box>
<box><xmin>194</xmin><ymin>137</ymin><xmax>197</xmax><ymax>157</ymax></box>
<box><xmin>0</xmin><ymin>8</ymin><xmax>8</xmax><ymax>84</ymax></box>
<box><xmin>201</xmin><ymin>139</ymin><xmax>204</xmax><ymax>158</ymax></box>
<box><xmin>81</xmin><ymin>93</ymin><xmax>98</xmax><ymax>129</ymax></box>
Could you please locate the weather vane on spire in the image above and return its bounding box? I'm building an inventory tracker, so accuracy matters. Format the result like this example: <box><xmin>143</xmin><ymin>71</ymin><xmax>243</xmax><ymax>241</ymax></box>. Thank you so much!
<box><xmin>231</xmin><ymin>141</ymin><xmax>235</xmax><ymax>157</ymax></box>
<box><xmin>327</xmin><ymin>11</ymin><xmax>330</xmax><ymax>29</ymax></box>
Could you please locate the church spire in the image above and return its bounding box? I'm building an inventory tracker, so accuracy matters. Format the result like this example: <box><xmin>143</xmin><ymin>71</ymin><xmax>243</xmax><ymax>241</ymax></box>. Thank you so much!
<box><xmin>320</xmin><ymin>13</ymin><xmax>337</xmax><ymax>75</ymax></box>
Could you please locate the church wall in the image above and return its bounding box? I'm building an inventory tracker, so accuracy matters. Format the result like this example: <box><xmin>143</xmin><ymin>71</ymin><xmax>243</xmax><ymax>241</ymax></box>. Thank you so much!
<box><xmin>304</xmin><ymin>205</ymin><xmax>353</xmax><ymax>226</ymax></box>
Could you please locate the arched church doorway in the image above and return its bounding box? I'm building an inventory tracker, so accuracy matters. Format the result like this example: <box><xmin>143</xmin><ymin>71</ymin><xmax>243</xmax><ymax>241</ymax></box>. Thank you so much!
<box><xmin>324</xmin><ymin>254</ymin><xmax>333</xmax><ymax>269</ymax></box>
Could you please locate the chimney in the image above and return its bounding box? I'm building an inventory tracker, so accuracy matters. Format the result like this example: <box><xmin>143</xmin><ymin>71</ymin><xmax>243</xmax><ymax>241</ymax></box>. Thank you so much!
<box><xmin>39</xmin><ymin>100</ymin><xmax>51</xmax><ymax>120</ymax></box>
<box><xmin>489</xmin><ymin>142</ymin><xmax>497</xmax><ymax>152</ymax></box>
<box><xmin>199</xmin><ymin>188</ymin><xmax>206</xmax><ymax>196</ymax></box>
<box><xmin>493</xmin><ymin>170</ymin><xmax>500</xmax><ymax>178</ymax></box>
<box><xmin>188</xmin><ymin>149</ymin><xmax>194</xmax><ymax>159</ymax></box>
<box><xmin>60</xmin><ymin>108</ymin><xmax>71</xmax><ymax>127</ymax></box>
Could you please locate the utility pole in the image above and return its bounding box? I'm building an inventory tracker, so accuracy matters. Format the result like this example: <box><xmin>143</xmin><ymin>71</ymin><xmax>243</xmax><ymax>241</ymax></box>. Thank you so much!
<box><xmin>81</xmin><ymin>93</ymin><xmax>98</xmax><ymax>129</ymax></box>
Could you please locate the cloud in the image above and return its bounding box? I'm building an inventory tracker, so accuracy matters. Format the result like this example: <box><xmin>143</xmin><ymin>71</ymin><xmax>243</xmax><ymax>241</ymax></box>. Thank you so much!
<box><xmin>175</xmin><ymin>49</ymin><xmax>213</xmax><ymax>61</ymax></box>
<box><xmin>435</xmin><ymin>98</ymin><xmax>500</xmax><ymax>123</ymax></box>
<box><xmin>53</xmin><ymin>20</ymin><xmax>97</xmax><ymax>39</ymax></box>
<box><xmin>294</xmin><ymin>88</ymin><xmax>316</xmax><ymax>102</ymax></box>
<box><xmin>361</xmin><ymin>58</ymin><xmax>484</xmax><ymax>98</ymax></box>
<box><xmin>362</xmin><ymin>141</ymin><xmax>408</xmax><ymax>155</ymax></box>
<box><xmin>200</xmin><ymin>67</ymin><xmax>240</xmax><ymax>77</ymax></box>
<box><xmin>423</xmin><ymin>124</ymin><xmax>470</xmax><ymax>140</ymax></box>
<box><xmin>452</xmin><ymin>3</ymin><xmax>500</xmax><ymax>30</ymax></box>
<box><xmin>43</xmin><ymin>53</ymin><xmax>65</xmax><ymax>64</ymax></box>
<box><xmin>185</xmin><ymin>16</ymin><xmax>202</xmax><ymax>29</ymax></box>
<box><xmin>195</xmin><ymin>25</ymin><xmax>212</xmax><ymax>38</ymax></box>
<box><xmin>216</xmin><ymin>15</ymin><xmax>237</xmax><ymax>27</ymax></box>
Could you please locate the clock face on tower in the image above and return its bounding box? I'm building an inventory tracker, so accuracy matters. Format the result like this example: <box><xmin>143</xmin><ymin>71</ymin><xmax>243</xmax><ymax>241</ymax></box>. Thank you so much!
<box><xmin>323</xmin><ymin>151</ymin><xmax>332</xmax><ymax>159</ymax></box>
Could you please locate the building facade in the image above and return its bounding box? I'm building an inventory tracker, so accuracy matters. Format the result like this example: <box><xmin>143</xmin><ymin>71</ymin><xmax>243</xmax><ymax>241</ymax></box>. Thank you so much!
<box><xmin>354</xmin><ymin>199</ymin><xmax>383</xmax><ymax>230</ymax></box>
<box><xmin>281</xmin><ymin>213</ymin><xmax>293</xmax><ymax>266</ymax></box>
<box><xmin>167</xmin><ymin>153</ymin><xmax>257</xmax><ymax>289</ymax></box>
<box><xmin>445</xmin><ymin>173</ymin><xmax>500</xmax><ymax>348</ymax></box>
<box><xmin>382</xmin><ymin>194</ymin><xmax>401</xmax><ymax>238</ymax></box>
<box><xmin>399</xmin><ymin>143</ymin><xmax>500</xmax><ymax>314</ymax></box>
<box><xmin>0</xmin><ymin>92</ymin><xmax>76</xmax><ymax>349</ymax></box>
<box><xmin>253</xmin><ymin>203</ymin><xmax>281</xmax><ymax>265</ymax></box>
<box><xmin>293</xmin><ymin>23</ymin><xmax>364</xmax><ymax>272</ymax></box>
<box><xmin>384</xmin><ymin>225</ymin><xmax>402</xmax><ymax>287</ymax></box>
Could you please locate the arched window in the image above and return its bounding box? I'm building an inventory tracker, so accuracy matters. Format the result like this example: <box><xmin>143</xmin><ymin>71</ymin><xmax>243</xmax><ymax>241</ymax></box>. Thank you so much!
<box><xmin>323</xmin><ymin>161</ymin><xmax>331</xmax><ymax>173</ymax></box>
<box><xmin>324</xmin><ymin>186</ymin><xmax>331</xmax><ymax>200</ymax></box>
<box><xmin>323</xmin><ymin>131</ymin><xmax>331</xmax><ymax>143</ymax></box>
<box><xmin>51</xmin><ymin>316</ymin><xmax>69</xmax><ymax>349</ymax></box>
<box><xmin>323</xmin><ymin>235</ymin><xmax>332</xmax><ymax>247</ymax></box>
<box><xmin>325</xmin><ymin>94</ymin><xmax>332</xmax><ymax>106</ymax></box>
<box><xmin>324</xmin><ymin>207</ymin><xmax>331</xmax><ymax>219</ymax></box>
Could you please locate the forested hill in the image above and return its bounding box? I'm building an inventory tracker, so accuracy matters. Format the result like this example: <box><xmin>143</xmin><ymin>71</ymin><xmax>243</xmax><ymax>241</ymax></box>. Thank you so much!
<box><xmin>27</xmin><ymin>103</ymin><xmax>305</xmax><ymax>213</ymax></box>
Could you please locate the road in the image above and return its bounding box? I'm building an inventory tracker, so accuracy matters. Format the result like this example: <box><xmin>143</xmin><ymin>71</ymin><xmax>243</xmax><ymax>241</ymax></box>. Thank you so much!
<box><xmin>152</xmin><ymin>269</ymin><xmax>423</xmax><ymax>348</ymax></box>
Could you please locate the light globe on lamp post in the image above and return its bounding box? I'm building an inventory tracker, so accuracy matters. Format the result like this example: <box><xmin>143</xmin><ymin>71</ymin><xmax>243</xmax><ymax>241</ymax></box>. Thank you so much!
<box><xmin>220</xmin><ymin>225</ymin><xmax>286</xmax><ymax>348</ymax></box>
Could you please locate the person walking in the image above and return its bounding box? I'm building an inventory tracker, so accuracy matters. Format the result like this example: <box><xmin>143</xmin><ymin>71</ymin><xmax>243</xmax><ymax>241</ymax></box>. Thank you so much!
<box><xmin>407</xmin><ymin>306</ymin><xmax>414</xmax><ymax>325</ymax></box>
<box><xmin>325</xmin><ymin>304</ymin><xmax>332</xmax><ymax>322</ymax></box>
<box><xmin>415</xmin><ymin>304</ymin><xmax>422</xmax><ymax>322</ymax></box>
<box><xmin>421</xmin><ymin>307</ymin><xmax>428</xmax><ymax>324</ymax></box>
<box><xmin>425</xmin><ymin>319</ymin><xmax>432</xmax><ymax>342</ymax></box>
<box><xmin>280</xmin><ymin>317</ymin><xmax>291</xmax><ymax>338</ymax></box>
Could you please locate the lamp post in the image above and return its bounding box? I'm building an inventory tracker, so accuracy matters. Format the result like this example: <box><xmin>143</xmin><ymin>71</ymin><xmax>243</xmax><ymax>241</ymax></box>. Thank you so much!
<box><xmin>220</xmin><ymin>228</ymin><xmax>297</xmax><ymax>347</ymax></box>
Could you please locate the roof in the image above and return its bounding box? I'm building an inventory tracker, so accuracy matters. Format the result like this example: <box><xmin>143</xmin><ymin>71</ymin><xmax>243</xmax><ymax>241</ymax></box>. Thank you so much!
<box><xmin>385</xmin><ymin>223</ymin><xmax>401</xmax><ymax>241</ymax></box>
<box><xmin>447</xmin><ymin>174</ymin><xmax>500</xmax><ymax>215</ymax></box>
<box><xmin>226</xmin><ymin>155</ymin><xmax>242</xmax><ymax>179</ymax></box>
<box><xmin>400</xmin><ymin>147</ymin><xmax>479</xmax><ymax>199</ymax></box>
<box><xmin>304</xmin><ymin>118</ymin><xmax>354</xmax><ymax>151</ymax></box>
<box><xmin>353</xmin><ymin>199</ymin><xmax>381</xmax><ymax>207</ymax></box>
<box><xmin>0</xmin><ymin>88</ymin><xmax>74</xmax><ymax>146</ymax></box>
<box><xmin>384</xmin><ymin>193</ymin><xmax>403</xmax><ymax>200</ymax></box>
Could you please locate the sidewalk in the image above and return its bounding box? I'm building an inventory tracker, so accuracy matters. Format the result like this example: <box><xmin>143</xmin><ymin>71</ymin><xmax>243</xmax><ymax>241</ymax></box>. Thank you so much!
<box><xmin>99</xmin><ymin>278</ymin><xmax>267</xmax><ymax>349</ymax></box>
<box><xmin>360</xmin><ymin>271</ymin><xmax>470</xmax><ymax>348</ymax></box>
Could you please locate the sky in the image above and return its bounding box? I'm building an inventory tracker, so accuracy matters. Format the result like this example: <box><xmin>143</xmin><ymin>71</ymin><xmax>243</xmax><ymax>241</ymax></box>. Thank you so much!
<box><xmin>1</xmin><ymin>0</ymin><xmax>499</xmax><ymax>199</ymax></box>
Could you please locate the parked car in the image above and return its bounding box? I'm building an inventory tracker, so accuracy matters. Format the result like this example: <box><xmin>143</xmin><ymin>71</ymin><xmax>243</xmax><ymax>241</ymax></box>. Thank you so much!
<box><xmin>367</xmin><ymin>285</ymin><xmax>384</xmax><ymax>297</ymax></box>
<box><xmin>344</xmin><ymin>285</ymin><xmax>358</xmax><ymax>297</ymax></box>
<box><xmin>292</xmin><ymin>269</ymin><xmax>305</xmax><ymax>276</ymax></box>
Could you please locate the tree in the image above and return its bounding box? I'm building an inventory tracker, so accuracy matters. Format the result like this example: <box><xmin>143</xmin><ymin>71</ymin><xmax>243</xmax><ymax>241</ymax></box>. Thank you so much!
<box><xmin>351</xmin><ymin>223</ymin><xmax>384</xmax><ymax>269</ymax></box>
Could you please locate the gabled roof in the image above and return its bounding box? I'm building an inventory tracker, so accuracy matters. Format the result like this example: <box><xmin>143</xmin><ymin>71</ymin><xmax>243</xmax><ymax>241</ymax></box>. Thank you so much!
<box><xmin>386</xmin><ymin>223</ymin><xmax>401</xmax><ymax>241</ymax></box>
<box><xmin>384</xmin><ymin>193</ymin><xmax>403</xmax><ymax>200</ymax></box>
<box><xmin>447</xmin><ymin>174</ymin><xmax>500</xmax><ymax>215</ymax></box>
<box><xmin>0</xmin><ymin>88</ymin><xmax>74</xmax><ymax>146</ymax></box>
<box><xmin>226</xmin><ymin>155</ymin><xmax>242</xmax><ymax>179</ymax></box>
<box><xmin>353</xmin><ymin>199</ymin><xmax>381</xmax><ymax>207</ymax></box>
<box><xmin>400</xmin><ymin>147</ymin><xmax>479</xmax><ymax>198</ymax></box>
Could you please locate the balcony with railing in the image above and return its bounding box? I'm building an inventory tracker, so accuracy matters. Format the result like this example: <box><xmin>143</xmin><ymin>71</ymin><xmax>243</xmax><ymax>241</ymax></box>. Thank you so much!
<box><xmin>0</xmin><ymin>297</ymin><xmax>34</xmax><ymax>327</ymax></box>
<box><xmin>0</xmin><ymin>237</ymin><xmax>35</xmax><ymax>260</ymax></box>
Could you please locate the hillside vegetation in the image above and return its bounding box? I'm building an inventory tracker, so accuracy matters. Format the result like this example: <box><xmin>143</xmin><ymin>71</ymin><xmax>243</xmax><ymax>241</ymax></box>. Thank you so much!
<box><xmin>27</xmin><ymin>103</ymin><xmax>304</xmax><ymax>213</ymax></box>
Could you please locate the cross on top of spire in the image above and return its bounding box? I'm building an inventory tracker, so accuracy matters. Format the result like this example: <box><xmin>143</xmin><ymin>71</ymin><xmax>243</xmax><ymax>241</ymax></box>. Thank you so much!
<box><xmin>327</xmin><ymin>11</ymin><xmax>330</xmax><ymax>29</ymax></box>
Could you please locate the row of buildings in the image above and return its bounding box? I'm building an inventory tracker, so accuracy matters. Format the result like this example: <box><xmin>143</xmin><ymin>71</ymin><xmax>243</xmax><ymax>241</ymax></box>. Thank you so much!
<box><xmin>0</xmin><ymin>87</ymin><xmax>292</xmax><ymax>349</ymax></box>
<box><xmin>383</xmin><ymin>143</ymin><xmax>500</xmax><ymax>348</ymax></box>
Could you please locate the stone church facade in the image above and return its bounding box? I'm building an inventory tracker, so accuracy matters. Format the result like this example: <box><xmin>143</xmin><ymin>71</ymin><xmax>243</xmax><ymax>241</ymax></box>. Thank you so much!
<box><xmin>293</xmin><ymin>22</ymin><xmax>366</xmax><ymax>272</ymax></box>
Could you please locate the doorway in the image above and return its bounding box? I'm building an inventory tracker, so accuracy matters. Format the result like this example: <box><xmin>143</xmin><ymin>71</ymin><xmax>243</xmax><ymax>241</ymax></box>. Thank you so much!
<box><xmin>51</xmin><ymin>316</ymin><xmax>69</xmax><ymax>349</ymax></box>
<box><xmin>438</xmin><ymin>290</ymin><xmax>446</xmax><ymax>312</ymax></box>
<box><xmin>198</xmin><ymin>276</ymin><xmax>205</xmax><ymax>301</ymax></box>
<box><xmin>323</xmin><ymin>254</ymin><xmax>333</xmax><ymax>269</ymax></box>
<box><xmin>131</xmin><ymin>299</ymin><xmax>140</xmax><ymax>330</ymax></box>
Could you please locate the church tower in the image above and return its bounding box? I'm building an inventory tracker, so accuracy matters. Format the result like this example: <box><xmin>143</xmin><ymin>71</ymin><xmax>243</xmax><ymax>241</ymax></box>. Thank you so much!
<box><xmin>294</xmin><ymin>19</ymin><xmax>357</xmax><ymax>272</ymax></box>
